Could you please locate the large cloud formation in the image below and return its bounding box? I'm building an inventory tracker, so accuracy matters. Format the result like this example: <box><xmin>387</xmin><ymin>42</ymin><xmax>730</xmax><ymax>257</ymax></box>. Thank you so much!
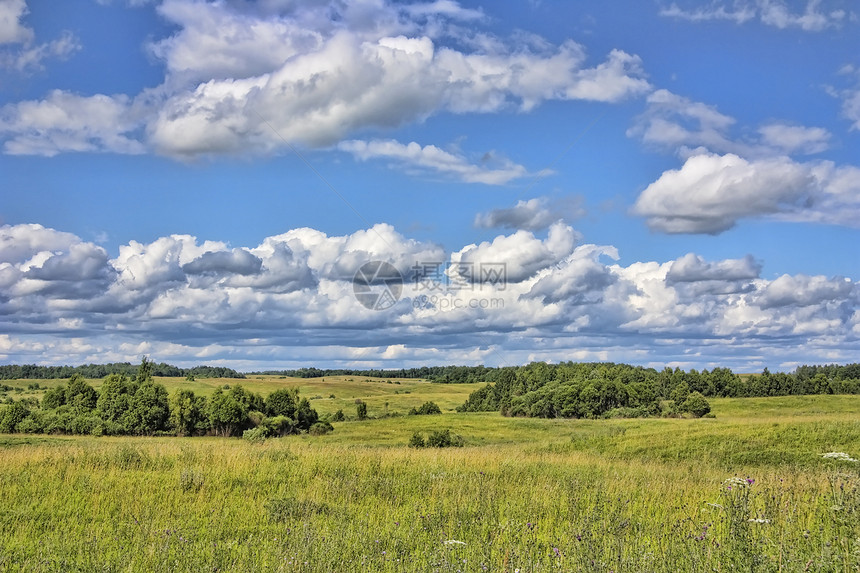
<box><xmin>1</xmin><ymin>223</ymin><xmax>857</xmax><ymax>370</ymax></box>
<box><xmin>0</xmin><ymin>0</ymin><xmax>650</xmax><ymax>165</ymax></box>
<box><xmin>628</xmin><ymin>88</ymin><xmax>860</xmax><ymax>233</ymax></box>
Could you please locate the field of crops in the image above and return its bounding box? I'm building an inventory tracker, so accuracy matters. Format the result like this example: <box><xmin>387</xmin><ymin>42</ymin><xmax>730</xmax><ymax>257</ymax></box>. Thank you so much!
<box><xmin>1</xmin><ymin>381</ymin><xmax>859</xmax><ymax>572</ymax></box>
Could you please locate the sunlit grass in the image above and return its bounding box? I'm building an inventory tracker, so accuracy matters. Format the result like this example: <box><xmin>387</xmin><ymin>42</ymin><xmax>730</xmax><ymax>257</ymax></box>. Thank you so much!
<box><xmin>2</xmin><ymin>393</ymin><xmax>860</xmax><ymax>571</ymax></box>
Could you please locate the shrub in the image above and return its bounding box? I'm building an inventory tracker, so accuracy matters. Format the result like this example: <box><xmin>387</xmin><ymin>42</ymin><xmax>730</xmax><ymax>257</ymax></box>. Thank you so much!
<box><xmin>408</xmin><ymin>401</ymin><xmax>442</xmax><ymax>416</ymax></box>
<box><xmin>330</xmin><ymin>409</ymin><xmax>345</xmax><ymax>422</ymax></box>
<box><xmin>0</xmin><ymin>402</ymin><xmax>30</xmax><ymax>433</ymax></box>
<box><xmin>309</xmin><ymin>421</ymin><xmax>333</xmax><ymax>436</ymax></box>
<box><xmin>356</xmin><ymin>402</ymin><xmax>368</xmax><ymax>420</ymax></box>
<box><xmin>408</xmin><ymin>431</ymin><xmax>426</xmax><ymax>448</ymax></box>
<box><xmin>426</xmin><ymin>429</ymin><xmax>464</xmax><ymax>448</ymax></box>
<box><xmin>243</xmin><ymin>427</ymin><xmax>268</xmax><ymax>443</ymax></box>
<box><xmin>681</xmin><ymin>391</ymin><xmax>711</xmax><ymax>418</ymax></box>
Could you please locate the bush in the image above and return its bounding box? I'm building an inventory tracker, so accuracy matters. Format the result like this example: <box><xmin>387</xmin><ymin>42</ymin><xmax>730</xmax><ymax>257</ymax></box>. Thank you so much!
<box><xmin>681</xmin><ymin>391</ymin><xmax>711</xmax><ymax>418</ymax></box>
<box><xmin>243</xmin><ymin>426</ymin><xmax>268</xmax><ymax>443</ymax></box>
<box><xmin>356</xmin><ymin>402</ymin><xmax>368</xmax><ymax>420</ymax></box>
<box><xmin>426</xmin><ymin>429</ymin><xmax>464</xmax><ymax>448</ymax></box>
<box><xmin>408</xmin><ymin>431</ymin><xmax>426</xmax><ymax>448</ymax></box>
<box><xmin>309</xmin><ymin>421</ymin><xmax>333</xmax><ymax>435</ymax></box>
<box><xmin>0</xmin><ymin>402</ymin><xmax>30</xmax><ymax>433</ymax></box>
<box><xmin>408</xmin><ymin>401</ymin><xmax>442</xmax><ymax>416</ymax></box>
<box><xmin>330</xmin><ymin>409</ymin><xmax>345</xmax><ymax>422</ymax></box>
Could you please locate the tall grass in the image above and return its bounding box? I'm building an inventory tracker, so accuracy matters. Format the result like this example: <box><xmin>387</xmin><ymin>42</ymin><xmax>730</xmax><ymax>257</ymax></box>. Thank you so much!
<box><xmin>1</xmin><ymin>396</ymin><xmax>859</xmax><ymax>571</ymax></box>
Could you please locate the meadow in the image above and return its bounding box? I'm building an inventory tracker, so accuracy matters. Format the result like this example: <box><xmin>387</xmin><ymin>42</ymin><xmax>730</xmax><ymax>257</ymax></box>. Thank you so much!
<box><xmin>1</xmin><ymin>378</ymin><xmax>860</xmax><ymax>572</ymax></box>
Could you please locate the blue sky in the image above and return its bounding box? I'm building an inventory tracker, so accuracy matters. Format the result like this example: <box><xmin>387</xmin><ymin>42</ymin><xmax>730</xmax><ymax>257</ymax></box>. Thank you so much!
<box><xmin>0</xmin><ymin>0</ymin><xmax>858</xmax><ymax>372</ymax></box>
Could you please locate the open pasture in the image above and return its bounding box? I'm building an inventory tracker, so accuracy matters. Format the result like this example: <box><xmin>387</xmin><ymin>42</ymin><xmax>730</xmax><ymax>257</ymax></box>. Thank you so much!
<box><xmin>1</xmin><ymin>390</ymin><xmax>860</xmax><ymax>571</ymax></box>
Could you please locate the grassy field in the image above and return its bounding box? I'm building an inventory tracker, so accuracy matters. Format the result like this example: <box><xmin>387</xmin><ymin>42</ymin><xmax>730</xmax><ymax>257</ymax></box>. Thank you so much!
<box><xmin>0</xmin><ymin>375</ymin><xmax>477</xmax><ymax>416</ymax></box>
<box><xmin>1</xmin><ymin>383</ymin><xmax>860</xmax><ymax>571</ymax></box>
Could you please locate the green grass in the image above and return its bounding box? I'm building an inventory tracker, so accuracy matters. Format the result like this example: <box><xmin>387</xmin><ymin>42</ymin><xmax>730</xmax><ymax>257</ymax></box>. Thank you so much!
<box><xmin>2</xmin><ymin>391</ymin><xmax>860</xmax><ymax>571</ymax></box>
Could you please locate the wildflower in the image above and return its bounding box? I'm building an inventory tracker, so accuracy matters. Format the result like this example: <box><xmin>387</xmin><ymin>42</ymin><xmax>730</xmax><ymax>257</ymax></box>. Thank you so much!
<box><xmin>443</xmin><ymin>540</ymin><xmax>466</xmax><ymax>546</ymax></box>
<box><xmin>821</xmin><ymin>452</ymin><xmax>859</xmax><ymax>462</ymax></box>
<box><xmin>723</xmin><ymin>477</ymin><xmax>749</xmax><ymax>489</ymax></box>
<box><xmin>747</xmin><ymin>518</ymin><xmax>770</xmax><ymax>523</ymax></box>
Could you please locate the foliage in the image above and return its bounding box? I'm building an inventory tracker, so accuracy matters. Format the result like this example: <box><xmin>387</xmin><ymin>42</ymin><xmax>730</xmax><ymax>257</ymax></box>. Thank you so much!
<box><xmin>681</xmin><ymin>391</ymin><xmax>711</xmax><ymax>417</ymax></box>
<box><xmin>0</xmin><ymin>361</ymin><xmax>244</xmax><ymax>380</ymax></box>
<box><xmin>425</xmin><ymin>429</ymin><xmax>464</xmax><ymax>448</ymax></box>
<box><xmin>356</xmin><ymin>402</ymin><xmax>368</xmax><ymax>420</ymax></box>
<box><xmin>169</xmin><ymin>389</ymin><xmax>208</xmax><ymax>436</ymax></box>
<box><xmin>408</xmin><ymin>430</ymin><xmax>426</xmax><ymax>448</ymax></box>
<box><xmin>408</xmin><ymin>401</ymin><xmax>442</xmax><ymax>415</ymax></box>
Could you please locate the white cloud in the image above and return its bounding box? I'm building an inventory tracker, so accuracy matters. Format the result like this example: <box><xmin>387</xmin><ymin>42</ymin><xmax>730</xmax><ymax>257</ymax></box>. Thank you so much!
<box><xmin>339</xmin><ymin>139</ymin><xmax>532</xmax><ymax>185</ymax></box>
<box><xmin>474</xmin><ymin>196</ymin><xmax>585</xmax><ymax>230</ymax></box>
<box><xmin>454</xmin><ymin>222</ymin><xmax>579</xmax><ymax>283</ymax></box>
<box><xmin>0</xmin><ymin>222</ymin><xmax>858</xmax><ymax>370</ymax></box>
<box><xmin>0</xmin><ymin>0</ymin><xmax>33</xmax><ymax>44</ymax></box>
<box><xmin>629</xmin><ymin>89</ymin><xmax>832</xmax><ymax>158</ymax></box>
<box><xmin>0</xmin><ymin>1</ymin><xmax>652</xmax><ymax>158</ymax></box>
<box><xmin>474</xmin><ymin>198</ymin><xmax>557</xmax><ymax>230</ymax></box>
<box><xmin>660</xmin><ymin>0</ymin><xmax>850</xmax><ymax>31</ymax></box>
<box><xmin>0</xmin><ymin>0</ymin><xmax>79</xmax><ymax>71</ymax></box>
<box><xmin>667</xmin><ymin>253</ymin><xmax>761</xmax><ymax>282</ymax></box>
<box><xmin>757</xmin><ymin>123</ymin><xmax>830</xmax><ymax>155</ymax></box>
<box><xmin>632</xmin><ymin>152</ymin><xmax>814</xmax><ymax>233</ymax></box>
<box><xmin>0</xmin><ymin>90</ymin><xmax>145</xmax><ymax>155</ymax></box>
<box><xmin>632</xmin><ymin>151</ymin><xmax>860</xmax><ymax>234</ymax></box>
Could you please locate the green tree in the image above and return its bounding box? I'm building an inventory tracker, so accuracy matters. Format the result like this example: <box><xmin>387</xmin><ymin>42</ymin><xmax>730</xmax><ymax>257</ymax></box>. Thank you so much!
<box><xmin>41</xmin><ymin>385</ymin><xmax>67</xmax><ymax>409</ymax></box>
<box><xmin>125</xmin><ymin>380</ymin><xmax>170</xmax><ymax>435</ymax></box>
<box><xmin>96</xmin><ymin>373</ymin><xmax>137</xmax><ymax>424</ymax></box>
<box><xmin>681</xmin><ymin>391</ymin><xmax>711</xmax><ymax>418</ymax></box>
<box><xmin>0</xmin><ymin>402</ymin><xmax>30</xmax><ymax>433</ymax></box>
<box><xmin>65</xmin><ymin>375</ymin><xmax>98</xmax><ymax>411</ymax></box>
<box><xmin>208</xmin><ymin>388</ymin><xmax>248</xmax><ymax>437</ymax></box>
<box><xmin>295</xmin><ymin>398</ymin><xmax>319</xmax><ymax>430</ymax></box>
<box><xmin>266</xmin><ymin>388</ymin><xmax>298</xmax><ymax>418</ymax></box>
<box><xmin>356</xmin><ymin>402</ymin><xmax>367</xmax><ymax>420</ymax></box>
<box><xmin>169</xmin><ymin>389</ymin><xmax>207</xmax><ymax>436</ymax></box>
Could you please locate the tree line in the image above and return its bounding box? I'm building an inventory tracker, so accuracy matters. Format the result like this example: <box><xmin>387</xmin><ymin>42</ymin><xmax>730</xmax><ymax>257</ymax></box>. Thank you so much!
<box><xmin>249</xmin><ymin>365</ymin><xmax>493</xmax><ymax>383</ymax></box>
<box><xmin>0</xmin><ymin>358</ymin><xmax>328</xmax><ymax>438</ymax></box>
<box><xmin>457</xmin><ymin>362</ymin><xmax>860</xmax><ymax>419</ymax></box>
<box><xmin>0</xmin><ymin>362</ymin><xmax>245</xmax><ymax>381</ymax></box>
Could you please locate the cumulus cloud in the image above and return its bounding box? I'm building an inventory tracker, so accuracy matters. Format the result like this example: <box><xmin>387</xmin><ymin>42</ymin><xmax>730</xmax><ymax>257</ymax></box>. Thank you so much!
<box><xmin>0</xmin><ymin>0</ymin><xmax>79</xmax><ymax>71</ymax></box>
<box><xmin>0</xmin><ymin>91</ymin><xmax>145</xmax><ymax>155</ymax></box>
<box><xmin>632</xmin><ymin>151</ymin><xmax>860</xmax><ymax>233</ymax></box>
<box><xmin>182</xmin><ymin>249</ymin><xmax>263</xmax><ymax>276</ymax></box>
<box><xmin>757</xmin><ymin>123</ymin><xmax>831</xmax><ymax>155</ymax></box>
<box><xmin>474</xmin><ymin>197</ymin><xmax>585</xmax><ymax>231</ymax></box>
<box><xmin>0</xmin><ymin>0</ymin><xmax>34</xmax><ymax>45</ymax></box>
<box><xmin>632</xmin><ymin>152</ymin><xmax>813</xmax><ymax>233</ymax></box>
<box><xmin>455</xmin><ymin>222</ymin><xmax>579</xmax><ymax>283</ymax></box>
<box><xmin>0</xmin><ymin>0</ymin><xmax>652</xmax><ymax>158</ymax></box>
<box><xmin>629</xmin><ymin>89</ymin><xmax>831</xmax><ymax>158</ymax></box>
<box><xmin>660</xmin><ymin>0</ymin><xmax>850</xmax><ymax>31</ymax></box>
<box><xmin>0</xmin><ymin>222</ymin><xmax>858</xmax><ymax>370</ymax></box>
<box><xmin>667</xmin><ymin>253</ymin><xmax>762</xmax><ymax>282</ymax></box>
<box><xmin>339</xmin><ymin>139</ymin><xmax>534</xmax><ymax>185</ymax></box>
<box><xmin>755</xmin><ymin>274</ymin><xmax>856</xmax><ymax>308</ymax></box>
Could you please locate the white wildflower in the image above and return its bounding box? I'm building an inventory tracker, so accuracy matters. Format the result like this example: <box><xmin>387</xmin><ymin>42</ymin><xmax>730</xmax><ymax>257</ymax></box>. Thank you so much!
<box><xmin>821</xmin><ymin>452</ymin><xmax>859</xmax><ymax>462</ymax></box>
<box><xmin>443</xmin><ymin>540</ymin><xmax>466</xmax><ymax>546</ymax></box>
<box><xmin>723</xmin><ymin>477</ymin><xmax>748</xmax><ymax>488</ymax></box>
<box><xmin>747</xmin><ymin>518</ymin><xmax>770</xmax><ymax>524</ymax></box>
